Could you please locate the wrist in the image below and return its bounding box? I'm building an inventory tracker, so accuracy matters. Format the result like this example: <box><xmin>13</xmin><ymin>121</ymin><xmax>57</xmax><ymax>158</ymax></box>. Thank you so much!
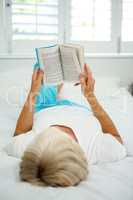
<box><xmin>85</xmin><ymin>93</ymin><xmax>95</xmax><ymax>101</ymax></box>
<box><xmin>86</xmin><ymin>94</ymin><xmax>99</xmax><ymax>108</ymax></box>
<box><xmin>27</xmin><ymin>92</ymin><xmax>36</xmax><ymax>104</ymax></box>
<box><xmin>24</xmin><ymin>93</ymin><xmax>36</xmax><ymax>112</ymax></box>
<box><xmin>86</xmin><ymin>94</ymin><xmax>104</xmax><ymax>116</ymax></box>
<box><xmin>29</xmin><ymin>88</ymin><xmax>39</xmax><ymax>98</ymax></box>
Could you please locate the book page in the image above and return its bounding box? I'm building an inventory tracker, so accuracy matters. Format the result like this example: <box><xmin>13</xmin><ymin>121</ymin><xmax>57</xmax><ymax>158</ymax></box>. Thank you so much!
<box><xmin>60</xmin><ymin>46</ymin><xmax>81</xmax><ymax>82</ymax></box>
<box><xmin>61</xmin><ymin>44</ymin><xmax>84</xmax><ymax>70</ymax></box>
<box><xmin>36</xmin><ymin>45</ymin><xmax>63</xmax><ymax>85</ymax></box>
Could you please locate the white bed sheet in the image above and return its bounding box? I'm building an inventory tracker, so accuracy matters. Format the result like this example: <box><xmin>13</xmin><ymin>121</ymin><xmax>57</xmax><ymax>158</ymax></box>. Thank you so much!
<box><xmin>0</xmin><ymin>69</ymin><xmax>133</xmax><ymax>200</ymax></box>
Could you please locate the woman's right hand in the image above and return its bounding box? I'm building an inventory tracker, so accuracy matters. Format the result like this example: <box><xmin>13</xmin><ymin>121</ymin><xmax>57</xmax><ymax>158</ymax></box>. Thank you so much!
<box><xmin>30</xmin><ymin>69</ymin><xmax>44</xmax><ymax>95</ymax></box>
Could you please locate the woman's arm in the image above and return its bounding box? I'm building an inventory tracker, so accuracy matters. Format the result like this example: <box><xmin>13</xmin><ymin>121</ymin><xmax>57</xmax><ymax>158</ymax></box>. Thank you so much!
<box><xmin>86</xmin><ymin>94</ymin><xmax>123</xmax><ymax>144</ymax></box>
<box><xmin>80</xmin><ymin>64</ymin><xmax>123</xmax><ymax>144</ymax></box>
<box><xmin>14</xmin><ymin>69</ymin><xmax>44</xmax><ymax>136</ymax></box>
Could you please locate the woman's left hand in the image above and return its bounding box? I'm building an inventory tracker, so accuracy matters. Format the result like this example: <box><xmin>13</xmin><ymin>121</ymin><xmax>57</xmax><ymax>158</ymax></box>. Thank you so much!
<box><xmin>30</xmin><ymin>69</ymin><xmax>44</xmax><ymax>95</ymax></box>
<box><xmin>80</xmin><ymin>64</ymin><xmax>95</xmax><ymax>99</ymax></box>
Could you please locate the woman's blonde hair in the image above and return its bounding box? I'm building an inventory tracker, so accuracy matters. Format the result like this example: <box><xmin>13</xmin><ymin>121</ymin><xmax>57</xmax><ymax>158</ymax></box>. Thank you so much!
<box><xmin>20</xmin><ymin>127</ymin><xmax>89</xmax><ymax>187</ymax></box>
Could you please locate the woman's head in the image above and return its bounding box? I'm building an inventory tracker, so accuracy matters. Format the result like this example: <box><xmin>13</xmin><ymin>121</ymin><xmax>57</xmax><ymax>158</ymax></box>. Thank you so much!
<box><xmin>20</xmin><ymin>127</ymin><xmax>89</xmax><ymax>187</ymax></box>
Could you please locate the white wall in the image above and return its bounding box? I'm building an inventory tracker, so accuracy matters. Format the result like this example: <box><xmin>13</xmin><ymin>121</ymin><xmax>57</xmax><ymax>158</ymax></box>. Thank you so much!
<box><xmin>0</xmin><ymin>55</ymin><xmax>133</xmax><ymax>86</ymax></box>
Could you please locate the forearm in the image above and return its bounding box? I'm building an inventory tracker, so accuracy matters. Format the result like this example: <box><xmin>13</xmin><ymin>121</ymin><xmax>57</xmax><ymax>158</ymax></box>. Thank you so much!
<box><xmin>86</xmin><ymin>94</ymin><xmax>123</xmax><ymax>144</ymax></box>
<box><xmin>14</xmin><ymin>93</ymin><xmax>36</xmax><ymax>136</ymax></box>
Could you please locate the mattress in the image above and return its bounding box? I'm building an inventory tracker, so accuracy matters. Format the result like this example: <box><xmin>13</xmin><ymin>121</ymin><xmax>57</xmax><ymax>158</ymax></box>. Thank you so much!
<box><xmin>0</xmin><ymin>68</ymin><xmax>133</xmax><ymax>200</ymax></box>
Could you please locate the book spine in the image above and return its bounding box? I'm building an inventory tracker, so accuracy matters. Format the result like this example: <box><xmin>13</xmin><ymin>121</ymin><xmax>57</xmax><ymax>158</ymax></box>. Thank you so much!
<box><xmin>35</xmin><ymin>48</ymin><xmax>40</xmax><ymax>68</ymax></box>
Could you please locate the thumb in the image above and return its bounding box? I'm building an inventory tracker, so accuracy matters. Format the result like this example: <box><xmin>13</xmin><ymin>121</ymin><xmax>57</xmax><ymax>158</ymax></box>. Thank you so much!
<box><xmin>37</xmin><ymin>69</ymin><xmax>44</xmax><ymax>82</ymax></box>
<box><xmin>80</xmin><ymin>73</ymin><xmax>86</xmax><ymax>89</ymax></box>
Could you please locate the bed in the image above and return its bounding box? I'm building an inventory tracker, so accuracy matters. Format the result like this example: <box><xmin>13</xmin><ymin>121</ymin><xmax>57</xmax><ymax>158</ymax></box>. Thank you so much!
<box><xmin>0</xmin><ymin>67</ymin><xmax>133</xmax><ymax>200</ymax></box>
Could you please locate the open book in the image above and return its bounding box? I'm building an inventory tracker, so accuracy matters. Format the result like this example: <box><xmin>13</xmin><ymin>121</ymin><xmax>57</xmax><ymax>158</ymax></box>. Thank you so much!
<box><xmin>35</xmin><ymin>44</ymin><xmax>84</xmax><ymax>85</ymax></box>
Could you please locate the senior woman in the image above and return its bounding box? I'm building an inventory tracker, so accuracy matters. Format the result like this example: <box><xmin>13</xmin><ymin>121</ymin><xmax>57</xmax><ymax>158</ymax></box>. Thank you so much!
<box><xmin>13</xmin><ymin>64</ymin><xmax>126</xmax><ymax>187</ymax></box>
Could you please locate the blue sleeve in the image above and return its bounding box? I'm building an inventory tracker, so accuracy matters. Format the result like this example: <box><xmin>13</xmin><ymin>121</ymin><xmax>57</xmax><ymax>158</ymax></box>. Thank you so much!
<box><xmin>35</xmin><ymin>85</ymin><xmax>58</xmax><ymax>112</ymax></box>
<box><xmin>33</xmin><ymin>62</ymin><xmax>40</xmax><ymax>70</ymax></box>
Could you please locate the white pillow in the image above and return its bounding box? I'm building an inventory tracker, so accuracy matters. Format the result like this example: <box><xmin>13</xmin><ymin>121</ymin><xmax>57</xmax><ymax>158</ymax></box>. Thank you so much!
<box><xmin>95</xmin><ymin>77</ymin><xmax>120</xmax><ymax>98</ymax></box>
<box><xmin>90</xmin><ymin>134</ymin><xmax>127</xmax><ymax>164</ymax></box>
<box><xmin>4</xmin><ymin>130</ymin><xmax>35</xmax><ymax>158</ymax></box>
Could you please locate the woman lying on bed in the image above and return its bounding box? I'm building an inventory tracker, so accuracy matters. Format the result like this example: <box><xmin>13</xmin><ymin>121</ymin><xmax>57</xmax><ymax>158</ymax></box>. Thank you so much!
<box><xmin>12</xmin><ymin>64</ymin><xmax>126</xmax><ymax>187</ymax></box>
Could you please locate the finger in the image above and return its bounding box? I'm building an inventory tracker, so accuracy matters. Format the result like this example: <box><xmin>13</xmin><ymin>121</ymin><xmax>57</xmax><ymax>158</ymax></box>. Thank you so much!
<box><xmin>79</xmin><ymin>73</ymin><xmax>86</xmax><ymax>81</ymax></box>
<box><xmin>80</xmin><ymin>73</ymin><xmax>86</xmax><ymax>89</ymax></box>
<box><xmin>91</xmin><ymin>79</ymin><xmax>95</xmax><ymax>91</ymax></box>
<box><xmin>87</xmin><ymin>73</ymin><xmax>93</xmax><ymax>87</ymax></box>
<box><xmin>40</xmin><ymin>69</ymin><xmax>44</xmax><ymax>84</ymax></box>
<box><xmin>37</xmin><ymin>69</ymin><xmax>44</xmax><ymax>78</ymax></box>
<box><xmin>84</xmin><ymin>65</ymin><xmax>92</xmax><ymax>84</ymax></box>
<box><xmin>88</xmin><ymin>77</ymin><xmax>95</xmax><ymax>91</ymax></box>
<box><xmin>84</xmin><ymin>63</ymin><xmax>92</xmax><ymax>76</ymax></box>
<box><xmin>32</xmin><ymin>69</ymin><xmax>38</xmax><ymax>81</ymax></box>
<box><xmin>86</xmin><ymin>71</ymin><xmax>94</xmax><ymax>89</ymax></box>
<box><xmin>85</xmin><ymin>64</ymin><xmax>94</xmax><ymax>83</ymax></box>
<box><xmin>88</xmin><ymin>70</ymin><xmax>93</xmax><ymax>80</ymax></box>
<box><xmin>84</xmin><ymin>64</ymin><xmax>88</xmax><ymax>75</ymax></box>
<box><xmin>37</xmin><ymin>69</ymin><xmax>44</xmax><ymax>82</ymax></box>
<box><xmin>85</xmin><ymin>63</ymin><xmax>92</xmax><ymax>73</ymax></box>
